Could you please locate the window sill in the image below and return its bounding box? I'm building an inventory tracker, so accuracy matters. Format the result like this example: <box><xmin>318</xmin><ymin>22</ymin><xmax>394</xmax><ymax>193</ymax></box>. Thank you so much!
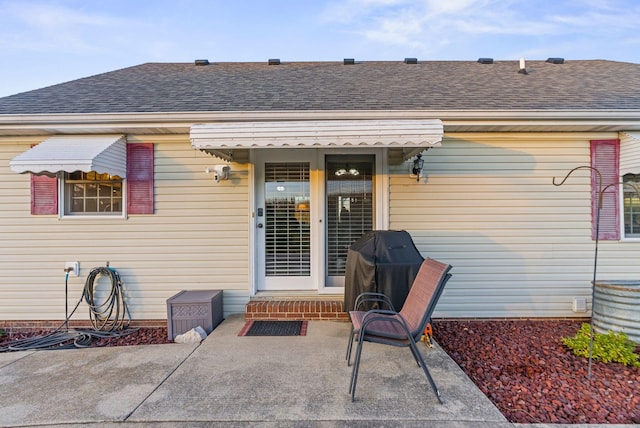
<box><xmin>59</xmin><ymin>214</ymin><xmax>127</xmax><ymax>220</ymax></box>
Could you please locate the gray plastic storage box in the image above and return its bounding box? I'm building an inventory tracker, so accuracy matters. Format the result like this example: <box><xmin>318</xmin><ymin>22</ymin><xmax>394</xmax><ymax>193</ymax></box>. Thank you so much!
<box><xmin>166</xmin><ymin>290</ymin><xmax>223</xmax><ymax>340</ymax></box>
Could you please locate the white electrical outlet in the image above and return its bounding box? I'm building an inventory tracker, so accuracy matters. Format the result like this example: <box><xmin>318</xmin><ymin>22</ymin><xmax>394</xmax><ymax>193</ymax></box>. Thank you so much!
<box><xmin>64</xmin><ymin>261</ymin><xmax>79</xmax><ymax>276</ymax></box>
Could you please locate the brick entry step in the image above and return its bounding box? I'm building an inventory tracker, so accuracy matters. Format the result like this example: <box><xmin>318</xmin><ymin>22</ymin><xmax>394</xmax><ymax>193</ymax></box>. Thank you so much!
<box><xmin>245</xmin><ymin>299</ymin><xmax>349</xmax><ymax>321</ymax></box>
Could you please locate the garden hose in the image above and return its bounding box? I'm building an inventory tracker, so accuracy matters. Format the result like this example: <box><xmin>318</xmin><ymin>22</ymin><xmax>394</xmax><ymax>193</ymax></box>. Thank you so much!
<box><xmin>0</xmin><ymin>265</ymin><xmax>135</xmax><ymax>352</ymax></box>
<box><xmin>82</xmin><ymin>266</ymin><xmax>131</xmax><ymax>332</ymax></box>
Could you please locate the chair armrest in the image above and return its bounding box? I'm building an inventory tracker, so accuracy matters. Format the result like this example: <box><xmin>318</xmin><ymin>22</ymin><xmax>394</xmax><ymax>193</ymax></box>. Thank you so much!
<box><xmin>354</xmin><ymin>292</ymin><xmax>396</xmax><ymax>312</ymax></box>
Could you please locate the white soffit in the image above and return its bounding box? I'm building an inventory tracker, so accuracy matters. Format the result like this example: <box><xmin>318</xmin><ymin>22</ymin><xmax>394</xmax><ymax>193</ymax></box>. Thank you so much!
<box><xmin>10</xmin><ymin>135</ymin><xmax>127</xmax><ymax>176</ymax></box>
<box><xmin>190</xmin><ymin>119</ymin><xmax>443</xmax><ymax>155</ymax></box>
<box><xmin>620</xmin><ymin>131</ymin><xmax>640</xmax><ymax>175</ymax></box>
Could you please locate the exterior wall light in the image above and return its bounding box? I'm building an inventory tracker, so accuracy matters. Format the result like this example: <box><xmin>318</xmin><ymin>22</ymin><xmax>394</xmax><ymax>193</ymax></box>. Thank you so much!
<box><xmin>412</xmin><ymin>153</ymin><xmax>424</xmax><ymax>182</ymax></box>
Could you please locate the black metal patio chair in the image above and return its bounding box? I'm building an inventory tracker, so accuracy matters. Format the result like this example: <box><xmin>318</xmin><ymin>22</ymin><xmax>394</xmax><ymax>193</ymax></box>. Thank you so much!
<box><xmin>346</xmin><ymin>258</ymin><xmax>452</xmax><ymax>403</ymax></box>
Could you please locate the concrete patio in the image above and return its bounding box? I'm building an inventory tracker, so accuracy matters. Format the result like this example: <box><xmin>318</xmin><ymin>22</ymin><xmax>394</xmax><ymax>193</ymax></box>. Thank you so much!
<box><xmin>0</xmin><ymin>314</ymin><xmax>511</xmax><ymax>427</ymax></box>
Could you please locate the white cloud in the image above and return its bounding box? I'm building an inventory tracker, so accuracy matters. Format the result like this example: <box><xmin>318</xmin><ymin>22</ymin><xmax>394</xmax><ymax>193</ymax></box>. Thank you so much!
<box><xmin>550</xmin><ymin>10</ymin><xmax>640</xmax><ymax>31</ymax></box>
<box><xmin>0</xmin><ymin>1</ymin><xmax>141</xmax><ymax>54</ymax></box>
<box><xmin>359</xmin><ymin>6</ymin><xmax>427</xmax><ymax>47</ymax></box>
<box><xmin>8</xmin><ymin>3</ymin><xmax>129</xmax><ymax>29</ymax></box>
<box><xmin>424</xmin><ymin>0</ymin><xmax>482</xmax><ymax>15</ymax></box>
<box><xmin>320</xmin><ymin>1</ymin><xmax>506</xmax><ymax>45</ymax></box>
<box><xmin>318</xmin><ymin>0</ymin><xmax>640</xmax><ymax>60</ymax></box>
<box><xmin>320</xmin><ymin>0</ymin><xmax>413</xmax><ymax>24</ymax></box>
<box><xmin>449</xmin><ymin>16</ymin><xmax>559</xmax><ymax>36</ymax></box>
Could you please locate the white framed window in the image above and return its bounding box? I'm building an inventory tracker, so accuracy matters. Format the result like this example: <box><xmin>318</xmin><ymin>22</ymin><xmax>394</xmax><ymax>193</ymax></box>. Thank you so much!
<box><xmin>622</xmin><ymin>174</ymin><xmax>640</xmax><ymax>239</ymax></box>
<box><xmin>27</xmin><ymin>142</ymin><xmax>153</xmax><ymax>216</ymax></box>
<box><xmin>62</xmin><ymin>171</ymin><xmax>124</xmax><ymax>216</ymax></box>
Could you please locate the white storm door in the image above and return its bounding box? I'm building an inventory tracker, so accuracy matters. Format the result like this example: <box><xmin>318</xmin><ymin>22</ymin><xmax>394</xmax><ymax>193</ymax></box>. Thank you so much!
<box><xmin>255</xmin><ymin>150</ymin><xmax>319</xmax><ymax>291</ymax></box>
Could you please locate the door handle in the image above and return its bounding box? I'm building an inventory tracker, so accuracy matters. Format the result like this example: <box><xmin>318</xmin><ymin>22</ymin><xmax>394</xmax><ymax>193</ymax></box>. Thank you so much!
<box><xmin>257</xmin><ymin>223</ymin><xmax>264</xmax><ymax>228</ymax></box>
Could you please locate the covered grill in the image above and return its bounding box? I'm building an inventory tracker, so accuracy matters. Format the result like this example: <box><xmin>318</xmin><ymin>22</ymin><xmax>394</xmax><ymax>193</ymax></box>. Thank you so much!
<box><xmin>344</xmin><ymin>230</ymin><xmax>424</xmax><ymax>312</ymax></box>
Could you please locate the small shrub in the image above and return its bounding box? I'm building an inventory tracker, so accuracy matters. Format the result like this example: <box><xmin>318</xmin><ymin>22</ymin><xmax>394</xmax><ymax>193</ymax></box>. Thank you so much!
<box><xmin>562</xmin><ymin>323</ymin><xmax>640</xmax><ymax>367</ymax></box>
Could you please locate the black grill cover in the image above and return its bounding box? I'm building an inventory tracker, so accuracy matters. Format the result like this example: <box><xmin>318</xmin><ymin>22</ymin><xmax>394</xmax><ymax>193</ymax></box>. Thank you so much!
<box><xmin>344</xmin><ymin>230</ymin><xmax>424</xmax><ymax>312</ymax></box>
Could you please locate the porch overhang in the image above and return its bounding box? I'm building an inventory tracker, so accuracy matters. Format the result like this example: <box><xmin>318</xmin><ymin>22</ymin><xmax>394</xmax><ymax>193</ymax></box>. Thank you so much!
<box><xmin>10</xmin><ymin>134</ymin><xmax>127</xmax><ymax>177</ymax></box>
<box><xmin>190</xmin><ymin>119</ymin><xmax>443</xmax><ymax>162</ymax></box>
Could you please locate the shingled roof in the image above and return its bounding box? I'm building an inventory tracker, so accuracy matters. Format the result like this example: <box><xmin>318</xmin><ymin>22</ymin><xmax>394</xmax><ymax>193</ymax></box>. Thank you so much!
<box><xmin>1</xmin><ymin>59</ymin><xmax>639</xmax><ymax>115</ymax></box>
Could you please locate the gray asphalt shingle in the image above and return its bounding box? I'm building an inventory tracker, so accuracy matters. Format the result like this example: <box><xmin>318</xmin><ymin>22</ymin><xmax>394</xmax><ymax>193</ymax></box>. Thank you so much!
<box><xmin>0</xmin><ymin>59</ymin><xmax>639</xmax><ymax>114</ymax></box>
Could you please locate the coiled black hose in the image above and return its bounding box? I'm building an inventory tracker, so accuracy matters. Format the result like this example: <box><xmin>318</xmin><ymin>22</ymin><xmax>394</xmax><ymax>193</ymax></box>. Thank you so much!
<box><xmin>83</xmin><ymin>266</ymin><xmax>131</xmax><ymax>332</ymax></box>
<box><xmin>0</xmin><ymin>266</ymin><xmax>134</xmax><ymax>352</ymax></box>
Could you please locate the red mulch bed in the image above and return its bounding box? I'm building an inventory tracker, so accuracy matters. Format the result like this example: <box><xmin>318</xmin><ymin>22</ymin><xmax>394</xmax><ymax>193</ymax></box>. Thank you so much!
<box><xmin>92</xmin><ymin>327</ymin><xmax>173</xmax><ymax>347</ymax></box>
<box><xmin>433</xmin><ymin>319</ymin><xmax>640</xmax><ymax>424</ymax></box>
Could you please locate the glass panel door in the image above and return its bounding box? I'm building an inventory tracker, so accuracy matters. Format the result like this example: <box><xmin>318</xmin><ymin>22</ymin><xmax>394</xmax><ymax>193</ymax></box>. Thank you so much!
<box><xmin>264</xmin><ymin>162</ymin><xmax>311</xmax><ymax>277</ymax></box>
<box><xmin>254</xmin><ymin>150</ymin><xmax>378</xmax><ymax>292</ymax></box>
<box><xmin>255</xmin><ymin>150</ymin><xmax>317</xmax><ymax>291</ymax></box>
<box><xmin>325</xmin><ymin>155</ymin><xmax>374</xmax><ymax>287</ymax></box>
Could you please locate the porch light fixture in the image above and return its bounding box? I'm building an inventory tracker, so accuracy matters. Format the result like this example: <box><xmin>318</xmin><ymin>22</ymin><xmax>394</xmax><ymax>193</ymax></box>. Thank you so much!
<box><xmin>412</xmin><ymin>153</ymin><xmax>424</xmax><ymax>182</ymax></box>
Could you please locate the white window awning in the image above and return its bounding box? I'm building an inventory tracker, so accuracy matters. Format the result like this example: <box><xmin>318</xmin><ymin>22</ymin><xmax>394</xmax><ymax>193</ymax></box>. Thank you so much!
<box><xmin>190</xmin><ymin>119</ymin><xmax>443</xmax><ymax>162</ymax></box>
<box><xmin>10</xmin><ymin>135</ymin><xmax>127</xmax><ymax>177</ymax></box>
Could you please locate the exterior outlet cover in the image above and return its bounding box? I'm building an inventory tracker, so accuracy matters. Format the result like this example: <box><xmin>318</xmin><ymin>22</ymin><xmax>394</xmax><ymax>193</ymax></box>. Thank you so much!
<box><xmin>65</xmin><ymin>261</ymin><xmax>79</xmax><ymax>276</ymax></box>
<box><xmin>572</xmin><ymin>297</ymin><xmax>587</xmax><ymax>312</ymax></box>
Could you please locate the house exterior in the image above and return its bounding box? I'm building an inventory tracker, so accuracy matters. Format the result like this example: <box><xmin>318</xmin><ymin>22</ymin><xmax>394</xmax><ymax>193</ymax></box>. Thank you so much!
<box><xmin>1</xmin><ymin>58</ymin><xmax>639</xmax><ymax>327</ymax></box>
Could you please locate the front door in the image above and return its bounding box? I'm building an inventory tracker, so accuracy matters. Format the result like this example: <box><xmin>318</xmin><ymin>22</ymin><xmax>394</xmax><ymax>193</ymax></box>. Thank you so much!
<box><xmin>255</xmin><ymin>150</ymin><xmax>318</xmax><ymax>290</ymax></box>
<box><xmin>254</xmin><ymin>150</ymin><xmax>378</xmax><ymax>292</ymax></box>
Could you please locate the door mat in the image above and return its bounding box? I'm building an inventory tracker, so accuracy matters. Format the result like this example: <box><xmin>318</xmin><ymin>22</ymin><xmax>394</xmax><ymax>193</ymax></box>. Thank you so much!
<box><xmin>238</xmin><ymin>320</ymin><xmax>307</xmax><ymax>337</ymax></box>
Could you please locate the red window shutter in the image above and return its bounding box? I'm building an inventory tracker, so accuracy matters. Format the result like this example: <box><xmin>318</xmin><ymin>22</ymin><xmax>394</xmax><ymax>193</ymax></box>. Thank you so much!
<box><xmin>127</xmin><ymin>143</ymin><xmax>154</xmax><ymax>214</ymax></box>
<box><xmin>31</xmin><ymin>174</ymin><xmax>58</xmax><ymax>215</ymax></box>
<box><xmin>590</xmin><ymin>139</ymin><xmax>620</xmax><ymax>240</ymax></box>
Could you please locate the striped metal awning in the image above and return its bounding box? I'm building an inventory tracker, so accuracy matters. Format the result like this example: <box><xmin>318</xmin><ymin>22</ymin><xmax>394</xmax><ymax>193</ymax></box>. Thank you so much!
<box><xmin>190</xmin><ymin>119</ymin><xmax>443</xmax><ymax>162</ymax></box>
<box><xmin>10</xmin><ymin>135</ymin><xmax>127</xmax><ymax>177</ymax></box>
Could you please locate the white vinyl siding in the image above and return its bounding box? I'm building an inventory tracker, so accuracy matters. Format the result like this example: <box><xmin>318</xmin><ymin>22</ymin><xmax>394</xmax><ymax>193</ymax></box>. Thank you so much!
<box><xmin>620</xmin><ymin>132</ymin><xmax>640</xmax><ymax>176</ymax></box>
<box><xmin>0</xmin><ymin>135</ymin><xmax>250</xmax><ymax>321</ymax></box>
<box><xmin>4</xmin><ymin>131</ymin><xmax>640</xmax><ymax>322</ymax></box>
<box><xmin>390</xmin><ymin>132</ymin><xmax>640</xmax><ymax>318</ymax></box>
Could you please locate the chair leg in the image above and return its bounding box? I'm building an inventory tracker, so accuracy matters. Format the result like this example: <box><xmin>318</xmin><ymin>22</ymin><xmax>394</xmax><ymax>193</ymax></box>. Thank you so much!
<box><xmin>349</xmin><ymin>335</ymin><xmax>365</xmax><ymax>401</ymax></box>
<box><xmin>408</xmin><ymin>337</ymin><xmax>443</xmax><ymax>404</ymax></box>
<box><xmin>346</xmin><ymin>324</ymin><xmax>355</xmax><ymax>366</ymax></box>
<box><xmin>408</xmin><ymin>340</ymin><xmax>422</xmax><ymax>367</ymax></box>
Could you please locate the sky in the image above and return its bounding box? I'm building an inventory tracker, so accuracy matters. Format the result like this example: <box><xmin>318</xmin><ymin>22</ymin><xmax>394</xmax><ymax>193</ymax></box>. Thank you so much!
<box><xmin>0</xmin><ymin>0</ymin><xmax>639</xmax><ymax>98</ymax></box>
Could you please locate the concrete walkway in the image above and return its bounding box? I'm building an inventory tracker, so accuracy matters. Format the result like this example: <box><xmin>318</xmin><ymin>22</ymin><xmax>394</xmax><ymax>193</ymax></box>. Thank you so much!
<box><xmin>0</xmin><ymin>314</ymin><xmax>530</xmax><ymax>427</ymax></box>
